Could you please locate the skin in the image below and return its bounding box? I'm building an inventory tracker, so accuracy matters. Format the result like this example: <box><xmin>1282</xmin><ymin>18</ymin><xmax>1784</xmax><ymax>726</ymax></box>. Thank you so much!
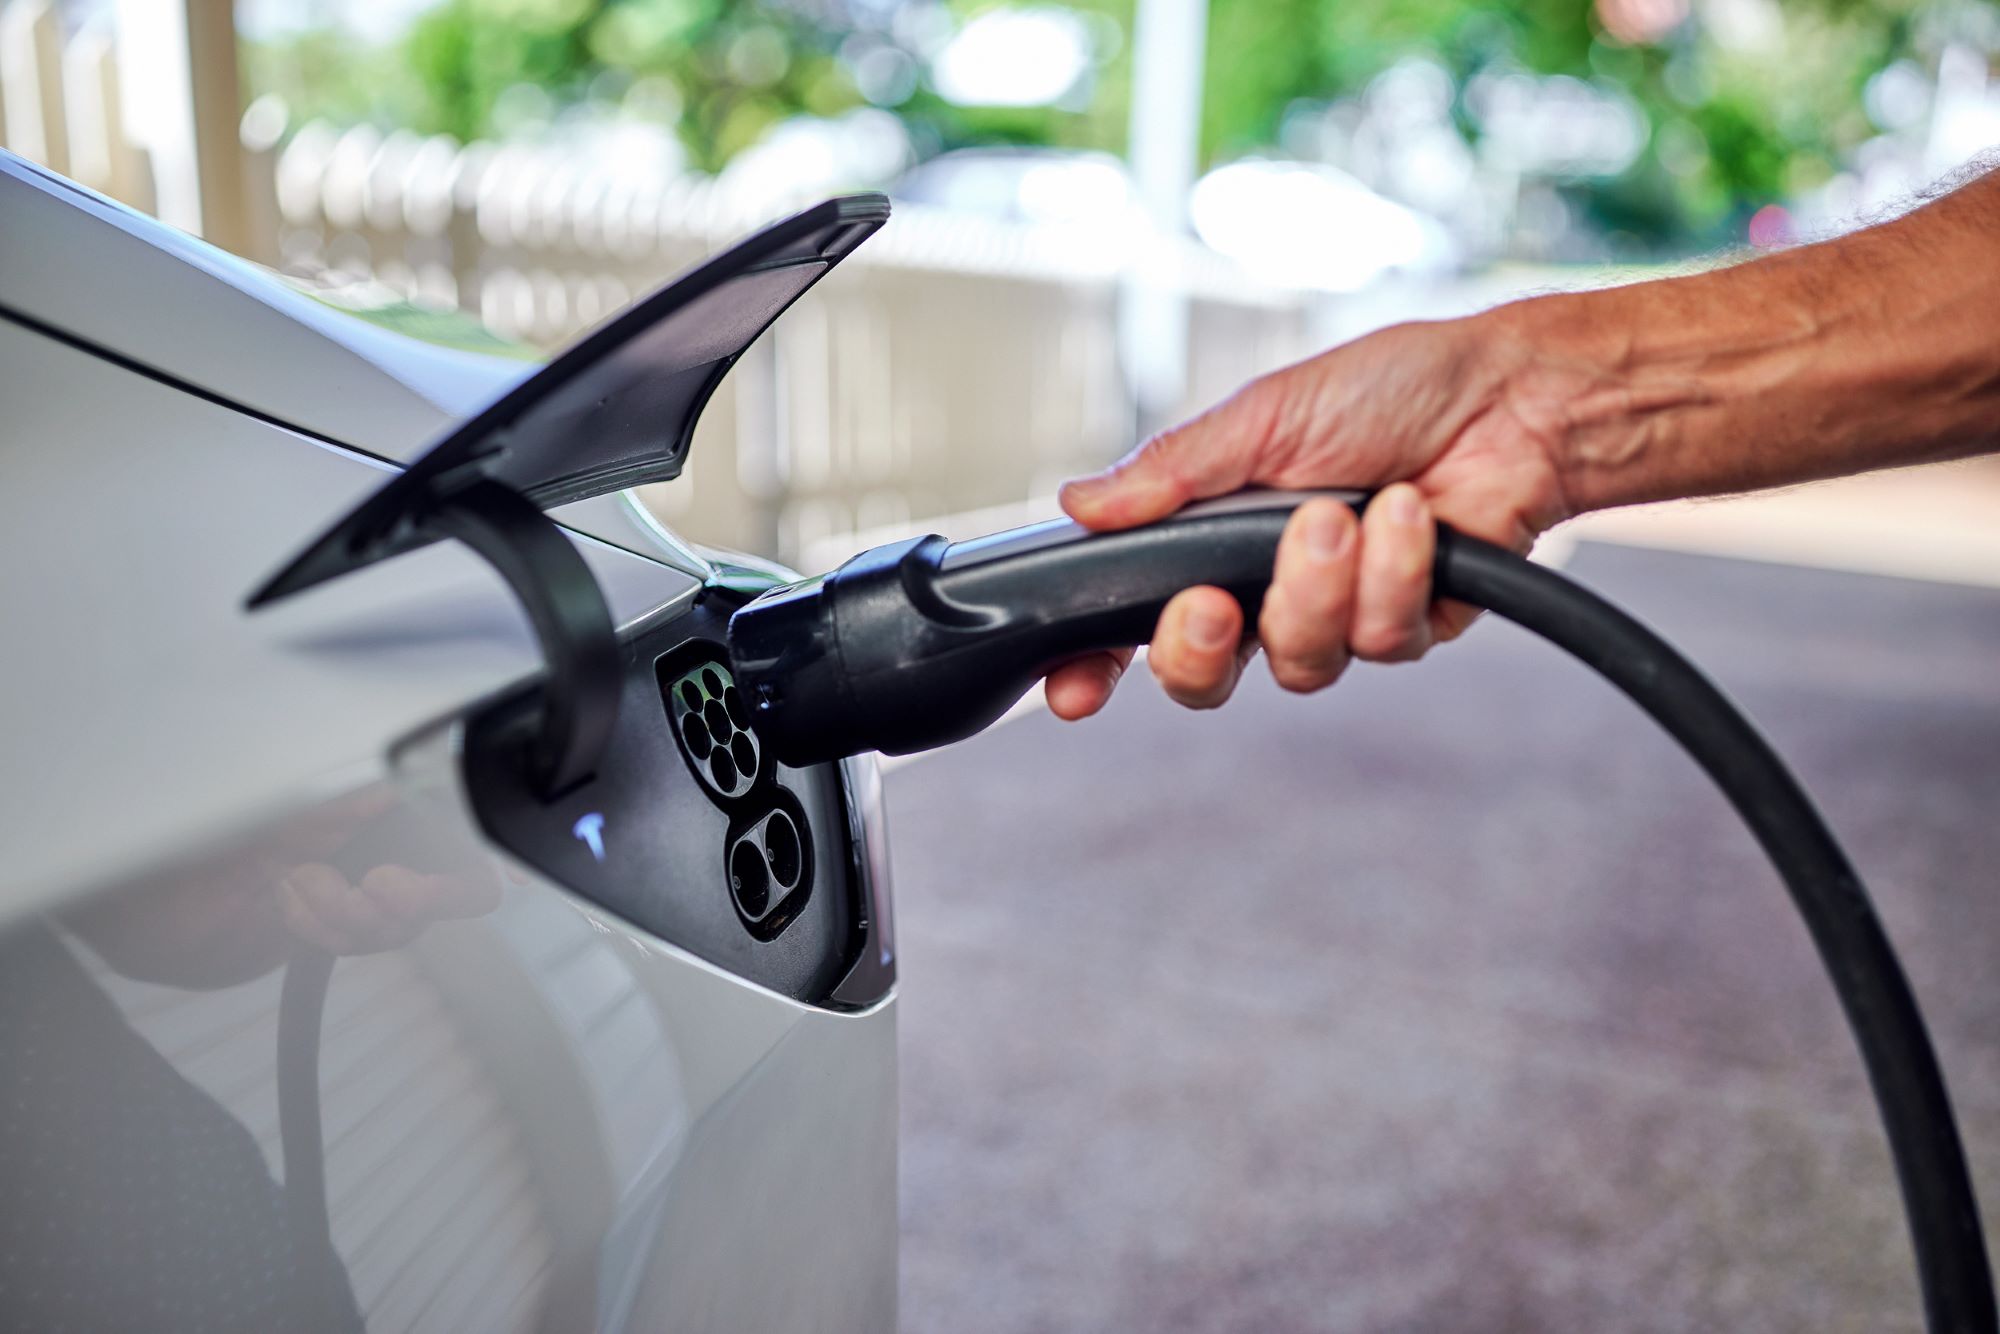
<box><xmin>61</xmin><ymin>788</ymin><xmax>499</xmax><ymax>987</ymax></box>
<box><xmin>1045</xmin><ymin>167</ymin><xmax>2000</xmax><ymax>719</ymax></box>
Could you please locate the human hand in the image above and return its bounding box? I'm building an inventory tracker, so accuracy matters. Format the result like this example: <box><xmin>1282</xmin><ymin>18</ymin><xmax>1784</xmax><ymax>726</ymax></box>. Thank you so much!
<box><xmin>60</xmin><ymin>788</ymin><xmax>501</xmax><ymax>985</ymax></box>
<box><xmin>279</xmin><ymin>860</ymin><xmax>496</xmax><ymax>956</ymax></box>
<box><xmin>1045</xmin><ymin>311</ymin><xmax>1582</xmax><ymax>717</ymax></box>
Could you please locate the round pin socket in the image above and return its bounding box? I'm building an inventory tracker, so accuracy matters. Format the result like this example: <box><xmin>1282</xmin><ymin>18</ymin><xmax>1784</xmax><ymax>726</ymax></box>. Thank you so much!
<box><xmin>763</xmin><ymin>810</ymin><xmax>802</xmax><ymax>887</ymax></box>
<box><xmin>726</xmin><ymin>804</ymin><xmax>811</xmax><ymax>934</ymax></box>
<box><xmin>662</xmin><ymin>657</ymin><xmax>761</xmax><ymax>801</ymax></box>
<box><xmin>729</xmin><ymin>840</ymin><xmax>770</xmax><ymax>919</ymax></box>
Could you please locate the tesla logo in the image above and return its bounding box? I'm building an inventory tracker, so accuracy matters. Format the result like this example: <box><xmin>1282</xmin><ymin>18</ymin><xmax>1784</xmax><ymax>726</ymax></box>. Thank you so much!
<box><xmin>572</xmin><ymin>812</ymin><xmax>607</xmax><ymax>863</ymax></box>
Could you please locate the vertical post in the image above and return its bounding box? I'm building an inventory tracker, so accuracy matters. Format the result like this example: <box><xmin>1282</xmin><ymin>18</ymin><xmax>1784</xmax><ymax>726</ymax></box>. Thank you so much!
<box><xmin>62</xmin><ymin>25</ymin><xmax>117</xmax><ymax>194</ymax></box>
<box><xmin>237</xmin><ymin>94</ymin><xmax>286</xmax><ymax>265</ymax></box>
<box><xmin>114</xmin><ymin>0</ymin><xmax>245</xmax><ymax>249</ymax></box>
<box><xmin>447</xmin><ymin>142</ymin><xmax>492</xmax><ymax>315</ymax></box>
<box><xmin>1121</xmin><ymin>0</ymin><xmax>1209</xmax><ymax>438</ymax></box>
<box><xmin>63</xmin><ymin>24</ymin><xmax>153</xmax><ymax>211</ymax></box>
<box><xmin>0</xmin><ymin>0</ymin><xmax>69</xmax><ymax>174</ymax></box>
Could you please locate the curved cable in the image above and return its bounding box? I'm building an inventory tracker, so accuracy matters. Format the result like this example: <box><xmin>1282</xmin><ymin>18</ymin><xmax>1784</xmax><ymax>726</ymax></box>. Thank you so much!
<box><xmin>1435</xmin><ymin>528</ymin><xmax>1995</xmax><ymax>1333</ymax></box>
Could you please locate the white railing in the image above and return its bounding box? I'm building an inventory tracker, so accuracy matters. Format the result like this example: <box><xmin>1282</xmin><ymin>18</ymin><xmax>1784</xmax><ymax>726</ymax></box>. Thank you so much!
<box><xmin>0</xmin><ymin>0</ymin><xmax>153</xmax><ymax>212</ymax></box>
<box><xmin>3</xmin><ymin>3</ymin><xmax>1316</xmax><ymax>567</ymax></box>
<box><xmin>258</xmin><ymin>117</ymin><xmax>1315</xmax><ymax>565</ymax></box>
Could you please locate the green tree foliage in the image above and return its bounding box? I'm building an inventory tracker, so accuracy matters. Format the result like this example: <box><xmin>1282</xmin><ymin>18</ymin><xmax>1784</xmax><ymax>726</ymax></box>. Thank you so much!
<box><xmin>248</xmin><ymin>0</ymin><xmax>860</xmax><ymax>171</ymax></box>
<box><xmin>392</xmin><ymin>0</ymin><xmax>857</xmax><ymax>169</ymax></box>
<box><xmin>247</xmin><ymin>0</ymin><xmax>1950</xmax><ymax>248</ymax></box>
<box><xmin>1198</xmin><ymin>0</ymin><xmax>1931</xmax><ymax>244</ymax></box>
<box><xmin>252</xmin><ymin>0</ymin><xmax>1140</xmax><ymax>170</ymax></box>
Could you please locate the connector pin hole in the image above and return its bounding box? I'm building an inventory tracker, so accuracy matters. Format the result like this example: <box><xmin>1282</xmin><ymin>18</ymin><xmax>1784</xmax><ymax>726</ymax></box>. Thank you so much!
<box><xmin>730</xmin><ymin>841</ymin><xmax>770</xmax><ymax>917</ymax></box>
<box><xmin>764</xmin><ymin>812</ymin><xmax>802</xmax><ymax>887</ymax></box>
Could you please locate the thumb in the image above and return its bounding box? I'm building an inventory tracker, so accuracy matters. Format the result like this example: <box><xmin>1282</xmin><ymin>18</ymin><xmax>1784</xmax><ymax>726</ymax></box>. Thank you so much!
<box><xmin>1058</xmin><ymin>383</ymin><xmax>1276</xmax><ymax>531</ymax></box>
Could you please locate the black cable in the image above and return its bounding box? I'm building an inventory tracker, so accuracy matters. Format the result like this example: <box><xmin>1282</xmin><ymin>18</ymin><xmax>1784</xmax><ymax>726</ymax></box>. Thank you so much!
<box><xmin>733</xmin><ymin>495</ymin><xmax>1995</xmax><ymax>1326</ymax></box>
<box><xmin>1434</xmin><ymin>528</ymin><xmax>1996</xmax><ymax>1333</ymax></box>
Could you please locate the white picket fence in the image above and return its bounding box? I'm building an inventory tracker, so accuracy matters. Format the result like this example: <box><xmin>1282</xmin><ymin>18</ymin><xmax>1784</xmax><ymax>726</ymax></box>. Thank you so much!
<box><xmin>1</xmin><ymin>5</ymin><xmax>1315</xmax><ymax>566</ymax></box>
<box><xmin>261</xmin><ymin>118</ymin><xmax>1314</xmax><ymax>563</ymax></box>
<box><xmin>0</xmin><ymin>0</ymin><xmax>153</xmax><ymax>211</ymax></box>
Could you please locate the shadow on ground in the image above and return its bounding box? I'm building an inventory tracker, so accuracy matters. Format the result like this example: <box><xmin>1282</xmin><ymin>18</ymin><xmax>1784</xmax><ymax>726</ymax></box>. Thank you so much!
<box><xmin>890</xmin><ymin>541</ymin><xmax>2000</xmax><ymax>1334</ymax></box>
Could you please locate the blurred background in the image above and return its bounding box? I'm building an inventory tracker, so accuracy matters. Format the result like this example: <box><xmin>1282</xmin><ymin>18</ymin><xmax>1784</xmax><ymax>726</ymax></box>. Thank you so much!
<box><xmin>8</xmin><ymin>5</ymin><xmax>2000</xmax><ymax>1330</ymax></box>
<box><xmin>5</xmin><ymin>0</ymin><xmax>2000</xmax><ymax>575</ymax></box>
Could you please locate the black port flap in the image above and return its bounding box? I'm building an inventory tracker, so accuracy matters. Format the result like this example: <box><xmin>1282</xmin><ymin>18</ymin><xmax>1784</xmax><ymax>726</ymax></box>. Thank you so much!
<box><xmin>248</xmin><ymin>193</ymin><xmax>889</xmax><ymax>608</ymax></box>
<box><xmin>247</xmin><ymin>194</ymin><xmax>887</xmax><ymax>801</ymax></box>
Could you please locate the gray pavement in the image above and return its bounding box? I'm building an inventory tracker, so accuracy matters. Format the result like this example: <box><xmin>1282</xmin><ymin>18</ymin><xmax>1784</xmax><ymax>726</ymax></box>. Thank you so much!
<box><xmin>889</xmin><ymin>540</ymin><xmax>2000</xmax><ymax>1333</ymax></box>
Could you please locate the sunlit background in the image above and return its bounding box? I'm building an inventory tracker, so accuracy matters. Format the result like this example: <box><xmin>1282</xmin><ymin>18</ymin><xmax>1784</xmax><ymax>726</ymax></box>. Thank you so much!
<box><xmin>6</xmin><ymin>0</ymin><xmax>2000</xmax><ymax>573</ymax></box>
<box><xmin>9</xmin><ymin>13</ymin><xmax>2000</xmax><ymax>1328</ymax></box>
<box><xmin>233</xmin><ymin>0</ymin><xmax>2000</xmax><ymax>261</ymax></box>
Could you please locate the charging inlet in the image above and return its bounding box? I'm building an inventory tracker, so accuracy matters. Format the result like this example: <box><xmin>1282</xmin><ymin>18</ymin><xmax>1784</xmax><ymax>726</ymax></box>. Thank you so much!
<box><xmin>728</xmin><ymin>805</ymin><xmax>812</xmax><ymax>938</ymax></box>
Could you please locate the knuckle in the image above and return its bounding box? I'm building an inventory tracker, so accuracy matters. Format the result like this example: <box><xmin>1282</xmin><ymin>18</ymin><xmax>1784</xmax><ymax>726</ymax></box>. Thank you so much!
<box><xmin>1256</xmin><ymin>594</ymin><xmax>1301</xmax><ymax>653</ymax></box>
<box><xmin>1231</xmin><ymin>373</ymin><xmax>1289</xmax><ymax>438</ymax></box>
<box><xmin>1151</xmin><ymin>646</ymin><xmax>1232</xmax><ymax>707</ymax></box>
<box><xmin>1148</xmin><ymin>646</ymin><xmax>1203</xmax><ymax>692</ymax></box>
<box><xmin>1261</xmin><ymin>587</ymin><xmax>1338</xmax><ymax>653</ymax></box>
<box><xmin>1263</xmin><ymin>624</ymin><xmax>1333</xmax><ymax>679</ymax></box>
<box><xmin>1258</xmin><ymin>622</ymin><xmax>1304</xmax><ymax>666</ymax></box>
<box><xmin>1132</xmin><ymin>430</ymin><xmax>1176</xmax><ymax>468</ymax></box>
<box><xmin>1270</xmin><ymin>654</ymin><xmax>1344</xmax><ymax>694</ymax></box>
<box><xmin>1171</xmin><ymin>680</ymin><xmax>1234</xmax><ymax>711</ymax></box>
<box><xmin>1132</xmin><ymin>429</ymin><xmax>1194</xmax><ymax>489</ymax></box>
<box><xmin>1350</xmin><ymin>620</ymin><xmax>1414</xmax><ymax>661</ymax></box>
<box><xmin>1274</xmin><ymin>559</ymin><xmax>1343</xmax><ymax>617</ymax></box>
<box><xmin>1376</xmin><ymin>628</ymin><xmax>1432</xmax><ymax>663</ymax></box>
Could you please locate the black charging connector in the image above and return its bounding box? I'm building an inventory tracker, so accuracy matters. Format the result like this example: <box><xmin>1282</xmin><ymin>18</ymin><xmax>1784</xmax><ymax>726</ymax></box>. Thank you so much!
<box><xmin>727</xmin><ymin>489</ymin><xmax>1995</xmax><ymax>1333</ymax></box>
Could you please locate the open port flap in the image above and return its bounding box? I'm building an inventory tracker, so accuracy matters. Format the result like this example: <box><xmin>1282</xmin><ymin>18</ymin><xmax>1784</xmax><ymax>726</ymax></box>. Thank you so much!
<box><xmin>246</xmin><ymin>193</ymin><xmax>889</xmax><ymax>798</ymax></box>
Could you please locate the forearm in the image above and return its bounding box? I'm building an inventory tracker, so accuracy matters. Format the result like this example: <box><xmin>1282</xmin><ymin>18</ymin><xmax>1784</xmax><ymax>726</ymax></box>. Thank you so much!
<box><xmin>1495</xmin><ymin>169</ymin><xmax>2000</xmax><ymax>514</ymax></box>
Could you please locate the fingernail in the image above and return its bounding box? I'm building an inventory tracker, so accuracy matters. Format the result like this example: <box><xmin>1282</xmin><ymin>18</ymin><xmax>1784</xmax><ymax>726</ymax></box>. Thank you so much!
<box><xmin>1187</xmin><ymin>604</ymin><xmax>1233</xmax><ymax>649</ymax></box>
<box><xmin>1305</xmin><ymin>505</ymin><xmax>1348</xmax><ymax>561</ymax></box>
<box><xmin>1390</xmin><ymin>486</ymin><xmax>1424</xmax><ymax>526</ymax></box>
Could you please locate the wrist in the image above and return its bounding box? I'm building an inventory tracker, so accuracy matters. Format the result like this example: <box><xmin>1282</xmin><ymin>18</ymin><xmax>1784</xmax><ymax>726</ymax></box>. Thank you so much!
<box><xmin>1477</xmin><ymin>286</ymin><xmax>1683</xmax><ymax>518</ymax></box>
<box><xmin>1486</xmin><ymin>200</ymin><xmax>2000</xmax><ymax>516</ymax></box>
<box><xmin>1486</xmin><ymin>260</ymin><xmax>1896</xmax><ymax>515</ymax></box>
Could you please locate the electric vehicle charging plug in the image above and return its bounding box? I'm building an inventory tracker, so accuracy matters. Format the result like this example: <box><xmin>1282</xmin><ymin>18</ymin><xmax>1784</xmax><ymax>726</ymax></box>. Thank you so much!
<box><xmin>725</xmin><ymin>488</ymin><xmax>1996</xmax><ymax>1333</ymax></box>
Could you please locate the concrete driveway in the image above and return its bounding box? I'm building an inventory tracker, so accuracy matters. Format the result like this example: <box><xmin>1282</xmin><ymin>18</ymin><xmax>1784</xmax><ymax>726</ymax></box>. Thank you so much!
<box><xmin>890</xmin><ymin>540</ymin><xmax>2000</xmax><ymax>1333</ymax></box>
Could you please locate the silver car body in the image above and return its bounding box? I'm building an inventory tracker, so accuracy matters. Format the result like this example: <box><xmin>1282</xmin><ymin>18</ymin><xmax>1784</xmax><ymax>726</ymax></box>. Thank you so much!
<box><xmin>0</xmin><ymin>152</ymin><xmax>897</xmax><ymax>1332</ymax></box>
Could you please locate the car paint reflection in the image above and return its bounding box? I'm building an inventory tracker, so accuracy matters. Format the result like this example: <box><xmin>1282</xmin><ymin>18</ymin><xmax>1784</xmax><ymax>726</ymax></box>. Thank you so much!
<box><xmin>0</xmin><ymin>720</ymin><xmax>895</xmax><ymax>1333</ymax></box>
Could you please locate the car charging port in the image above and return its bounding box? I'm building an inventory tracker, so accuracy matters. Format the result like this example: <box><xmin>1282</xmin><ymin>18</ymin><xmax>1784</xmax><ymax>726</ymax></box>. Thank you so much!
<box><xmin>764</xmin><ymin>808</ymin><xmax>802</xmax><ymax>886</ymax></box>
<box><xmin>656</xmin><ymin>646</ymin><xmax>814</xmax><ymax>940</ymax></box>
<box><xmin>727</xmin><ymin>803</ymin><xmax>812</xmax><ymax>937</ymax></box>
<box><xmin>660</xmin><ymin>655</ymin><xmax>761</xmax><ymax>801</ymax></box>
<box><xmin>729</xmin><ymin>838</ymin><xmax>771</xmax><ymax>919</ymax></box>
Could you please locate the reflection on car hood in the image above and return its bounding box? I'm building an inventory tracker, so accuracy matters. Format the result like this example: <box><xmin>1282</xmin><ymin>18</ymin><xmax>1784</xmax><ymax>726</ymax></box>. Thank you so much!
<box><xmin>0</xmin><ymin>152</ymin><xmax>534</xmax><ymax>461</ymax></box>
<box><xmin>0</xmin><ymin>151</ymin><xmax>710</xmax><ymax>572</ymax></box>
